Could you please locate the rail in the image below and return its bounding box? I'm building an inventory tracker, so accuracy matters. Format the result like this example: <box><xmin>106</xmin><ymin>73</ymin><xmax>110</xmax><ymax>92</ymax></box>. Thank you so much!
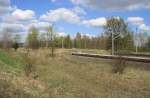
<box><xmin>72</xmin><ymin>52</ymin><xmax>150</xmax><ymax>63</ymax></box>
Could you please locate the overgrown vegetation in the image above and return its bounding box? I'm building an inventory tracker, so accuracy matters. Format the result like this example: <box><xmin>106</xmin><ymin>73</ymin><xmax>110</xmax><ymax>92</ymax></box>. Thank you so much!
<box><xmin>0</xmin><ymin>49</ymin><xmax>149</xmax><ymax>98</ymax></box>
<box><xmin>0</xmin><ymin>16</ymin><xmax>149</xmax><ymax>98</ymax></box>
<box><xmin>22</xmin><ymin>49</ymin><xmax>35</xmax><ymax>76</ymax></box>
<box><xmin>112</xmin><ymin>56</ymin><xmax>126</xmax><ymax>74</ymax></box>
<box><xmin>0</xmin><ymin>79</ymin><xmax>32</xmax><ymax>98</ymax></box>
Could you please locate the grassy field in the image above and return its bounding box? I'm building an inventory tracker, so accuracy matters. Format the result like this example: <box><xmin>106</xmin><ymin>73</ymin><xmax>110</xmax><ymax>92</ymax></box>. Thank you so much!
<box><xmin>0</xmin><ymin>48</ymin><xmax>150</xmax><ymax>98</ymax></box>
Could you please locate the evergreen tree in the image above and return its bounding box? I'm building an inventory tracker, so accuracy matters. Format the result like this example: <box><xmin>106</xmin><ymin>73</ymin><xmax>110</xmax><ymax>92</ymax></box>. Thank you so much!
<box><xmin>75</xmin><ymin>32</ymin><xmax>81</xmax><ymax>48</ymax></box>
<box><xmin>12</xmin><ymin>34</ymin><xmax>21</xmax><ymax>51</ymax></box>
<box><xmin>104</xmin><ymin>17</ymin><xmax>132</xmax><ymax>53</ymax></box>
<box><xmin>64</xmin><ymin>35</ymin><xmax>72</xmax><ymax>48</ymax></box>
<box><xmin>97</xmin><ymin>34</ymin><xmax>107</xmax><ymax>50</ymax></box>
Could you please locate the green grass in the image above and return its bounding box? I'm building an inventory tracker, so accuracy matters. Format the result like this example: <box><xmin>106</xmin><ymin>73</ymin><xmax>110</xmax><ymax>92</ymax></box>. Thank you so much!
<box><xmin>0</xmin><ymin>49</ymin><xmax>24</xmax><ymax>73</ymax></box>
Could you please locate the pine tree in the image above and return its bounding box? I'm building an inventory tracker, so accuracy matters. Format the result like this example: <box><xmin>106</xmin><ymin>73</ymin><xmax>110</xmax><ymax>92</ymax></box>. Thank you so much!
<box><xmin>75</xmin><ymin>32</ymin><xmax>81</xmax><ymax>48</ymax></box>
<box><xmin>64</xmin><ymin>35</ymin><xmax>72</xmax><ymax>48</ymax></box>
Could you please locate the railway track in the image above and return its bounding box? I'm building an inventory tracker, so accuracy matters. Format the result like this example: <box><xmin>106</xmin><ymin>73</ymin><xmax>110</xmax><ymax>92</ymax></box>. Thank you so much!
<box><xmin>114</xmin><ymin>53</ymin><xmax>150</xmax><ymax>58</ymax></box>
<box><xmin>72</xmin><ymin>52</ymin><xmax>150</xmax><ymax>63</ymax></box>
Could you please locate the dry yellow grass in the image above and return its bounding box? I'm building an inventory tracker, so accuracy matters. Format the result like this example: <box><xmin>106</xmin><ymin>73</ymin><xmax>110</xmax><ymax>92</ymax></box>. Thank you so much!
<box><xmin>0</xmin><ymin>48</ymin><xmax>150</xmax><ymax>98</ymax></box>
<box><xmin>29</xmin><ymin>49</ymin><xmax>150</xmax><ymax>98</ymax></box>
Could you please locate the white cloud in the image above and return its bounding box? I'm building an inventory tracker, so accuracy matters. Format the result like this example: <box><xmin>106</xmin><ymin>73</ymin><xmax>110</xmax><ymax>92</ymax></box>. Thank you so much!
<box><xmin>1</xmin><ymin>8</ymin><xmax>36</xmax><ymax>33</ymax></box>
<box><xmin>0</xmin><ymin>0</ymin><xmax>10</xmax><ymax>15</ymax></box>
<box><xmin>72</xmin><ymin>6</ymin><xmax>86</xmax><ymax>15</ymax></box>
<box><xmin>70</xmin><ymin>0</ymin><xmax>150</xmax><ymax>11</ymax></box>
<box><xmin>0</xmin><ymin>23</ymin><xmax>26</xmax><ymax>33</ymax></box>
<box><xmin>12</xmin><ymin>9</ymin><xmax>35</xmax><ymax>20</ymax></box>
<box><xmin>81</xmin><ymin>33</ymin><xmax>95</xmax><ymax>38</ymax></box>
<box><xmin>51</xmin><ymin>0</ymin><xmax>57</xmax><ymax>2</ymax></box>
<box><xmin>27</xmin><ymin>21</ymin><xmax>52</xmax><ymax>31</ymax></box>
<box><xmin>37</xmin><ymin>22</ymin><xmax>52</xmax><ymax>28</ymax></box>
<box><xmin>139</xmin><ymin>24</ymin><xmax>150</xmax><ymax>31</ymax></box>
<box><xmin>0</xmin><ymin>8</ymin><xmax>36</xmax><ymax>35</ymax></box>
<box><xmin>82</xmin><ymin>17</ymin><xmax>106</xmax><ymax>27</ymax></box>
<box><xmin>57</xmin><ymin>32</ymin><xmax>67</xmax><ymax>37</ymax></box>
<box><xmin>127</xmin><ymin>17</ymin><xmax>144</xmax><ymax>25</ymax></box>
<box><xmin>127</xmin><ymin>17</ymin><xmax>150</xmax><ymax>31</ymax></box>
<box><xmin>40</xmin><ymin>8</ymin><xmax>81</xmax><ymax>24</ymax></box>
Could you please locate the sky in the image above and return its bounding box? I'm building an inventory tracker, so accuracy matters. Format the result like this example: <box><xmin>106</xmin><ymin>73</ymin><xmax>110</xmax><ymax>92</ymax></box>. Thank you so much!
<box><xmin>0</xmin><ymin>0</ymin><xmax>150</xmax><ymax>39</ymax></box>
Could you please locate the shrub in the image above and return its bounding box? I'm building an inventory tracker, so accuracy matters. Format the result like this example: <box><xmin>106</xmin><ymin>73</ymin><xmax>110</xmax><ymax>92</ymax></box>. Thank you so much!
<box><xmin>12</xmin><ymin>42</ymin><xmax>19</xmax><ymax>51</ymax></box>
<box><xmin>22</xmin><ymin>49</ymin><xmax>34</xmax><ymax>76</ymax></box>
<box><xmin>112</xmin><ymin>55</ymin><xmax>126</xmax><ymax>74</ymax></box>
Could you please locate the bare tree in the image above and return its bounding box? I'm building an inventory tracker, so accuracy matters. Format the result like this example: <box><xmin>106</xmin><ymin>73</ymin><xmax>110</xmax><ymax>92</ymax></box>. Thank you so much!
<box><xmin>12</xmin><ymin>34</ymin><xmax>21</xmax><ymax>51</ymax></box>
<box><xmin>46</xmin><ymin>25</ymin><xmax>55</xmax><ymax>57</ymax></box>
<box><xmin>27</xmin><ymin>26</ymin><xmax>39</xmax><ymax>49</ymax></box>
<box><xmin>1</xmin><ymin>28</ymin><xmax>12</xmax><ymax>50</ymax></box>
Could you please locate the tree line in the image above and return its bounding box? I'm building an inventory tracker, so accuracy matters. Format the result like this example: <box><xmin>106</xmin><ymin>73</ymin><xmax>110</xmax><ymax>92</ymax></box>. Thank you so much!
<box><xmin>0</xmin><ymin>17</ymin><xmax>150</xmax><ymax>53</ymax></box>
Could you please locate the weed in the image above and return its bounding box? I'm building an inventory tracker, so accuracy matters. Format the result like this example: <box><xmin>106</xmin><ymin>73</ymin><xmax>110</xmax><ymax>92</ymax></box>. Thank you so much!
<box><xmin>22</xmin><ymin>49</ymin><xmax>35</xmax><ymax>76</ymax></box>
<box><xmin>112</xmin><ymin>55</ymin><xmax>126</xmax><ymax>74</ymax></box>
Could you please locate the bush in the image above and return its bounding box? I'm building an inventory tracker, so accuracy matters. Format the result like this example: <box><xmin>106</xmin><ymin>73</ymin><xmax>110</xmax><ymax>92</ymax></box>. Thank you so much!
<box><xmin>12</xmin><ymin>42</ymin><xmax>19</xmax><ymax>51</ymax></box>
<box><xmin>22</xmin><ymin>49</ymin><xmax>34</xmax><ymax>76</ymax></box>
<box><xmin>112</xmin><ymin>55</ymin><xmax>126</xmax><ymax>74</ymax></box>
<box><xmin>24</xmin><ymin>61</ymin><xmax>33</xmax><ymax>77</ymax></box>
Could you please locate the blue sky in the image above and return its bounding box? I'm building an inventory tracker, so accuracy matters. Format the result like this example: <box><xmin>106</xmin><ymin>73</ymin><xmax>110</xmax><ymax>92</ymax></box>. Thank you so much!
<box><xmin>0</xmin><ymin>0</ymin><xmax>150</xmax><ymax>38</ymax></box>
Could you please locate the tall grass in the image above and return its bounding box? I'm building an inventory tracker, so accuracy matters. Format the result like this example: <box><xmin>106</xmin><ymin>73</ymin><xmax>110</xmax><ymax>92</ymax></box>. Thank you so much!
<box><xmin>112</xmin><ymin>56</ymin><xmax>126</xmax><ymax>74</ymax></box>
<box><xmin>0</xmin><ymin>49</ymin><xmax>149</xmax><ymax>98</ymax></box>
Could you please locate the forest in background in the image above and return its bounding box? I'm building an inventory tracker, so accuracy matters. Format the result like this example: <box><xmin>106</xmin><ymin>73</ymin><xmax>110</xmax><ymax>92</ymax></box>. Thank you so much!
<box><xmin>0</xmin><ymin>17</ymin><xmax>150</xmax><ymax>53</ymax></box>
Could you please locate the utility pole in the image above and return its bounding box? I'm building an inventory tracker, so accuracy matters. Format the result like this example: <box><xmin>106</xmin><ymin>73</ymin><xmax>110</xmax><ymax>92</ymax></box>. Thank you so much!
<box><xmin>112</xmin><ymin>31</ymin><xmax>114</xmax><ymax>55</ymax></box>
<box><xmin>110</xmin><ymin>28</ymin><xmax>126</xmax><ymax>55</ymax></box>
<box><xmin>135</xmin><ymin>27</ymin><xmax>138</xmax><ymax>53</ymax></box>
<box><xmin>109</xmin><ymin>28</ymin><xmax>114</xmax><ymax>55</ymax></box>
<box><xmin>62</xmin><ymin>37</ymin><xmax>64</xmax><ymax>48</ymax></box>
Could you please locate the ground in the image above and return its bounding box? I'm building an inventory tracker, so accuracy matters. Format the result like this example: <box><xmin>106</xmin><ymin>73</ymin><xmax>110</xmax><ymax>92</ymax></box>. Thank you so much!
<box><xmin>0</xmin><ymin>48</ymin><xmax>150</xmax><ymax>98</ymax></box>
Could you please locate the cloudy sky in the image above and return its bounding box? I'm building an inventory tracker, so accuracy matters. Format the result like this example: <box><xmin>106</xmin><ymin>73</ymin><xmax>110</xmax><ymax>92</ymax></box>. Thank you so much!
<box><xmin>0</xmin><ymin>0</ymin><xmax>150</xmax><ymax>38</ymax></box>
